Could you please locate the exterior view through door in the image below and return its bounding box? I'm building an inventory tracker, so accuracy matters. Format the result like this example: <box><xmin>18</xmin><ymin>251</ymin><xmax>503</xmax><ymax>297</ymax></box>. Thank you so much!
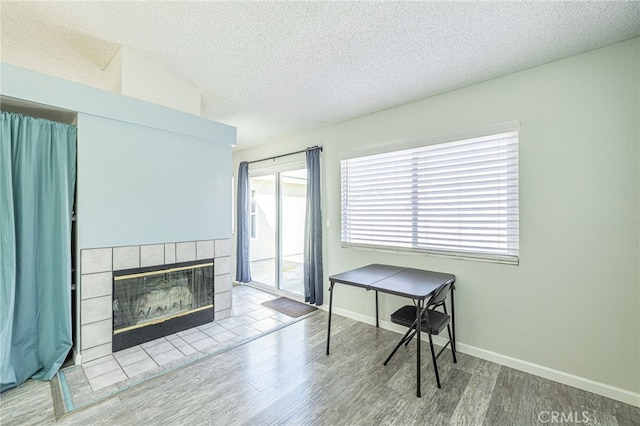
<box><xmin>249</xmin><ymin>168</ymin><xmax>307</xmax><ymax>296</ymax></box>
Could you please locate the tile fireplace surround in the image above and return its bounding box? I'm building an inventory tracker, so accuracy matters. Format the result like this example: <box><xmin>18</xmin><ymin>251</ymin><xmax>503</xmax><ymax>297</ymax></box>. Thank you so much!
<box><xmin>79</xmin><ymin>239</ymin><xmax>232</xmax><ymax>364</ymax></box>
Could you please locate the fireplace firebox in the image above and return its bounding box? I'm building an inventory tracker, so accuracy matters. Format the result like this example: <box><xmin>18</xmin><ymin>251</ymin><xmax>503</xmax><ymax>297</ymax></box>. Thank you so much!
<box><xmin>112</xmin><ymin>259</ymin><xmax>214</xmax><ymax>352</ymax></box>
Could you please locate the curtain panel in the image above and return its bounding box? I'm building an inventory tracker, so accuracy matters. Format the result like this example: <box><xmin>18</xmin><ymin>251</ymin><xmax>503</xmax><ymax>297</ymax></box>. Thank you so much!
<box><xmin>235</xmin><ymin>161</ymin><xmax>251</xmax><ymax>283</ymax></box>
<box><xmin>1</xmin><ymin>112</ymin><xmax>76</xmax><ymax>391</ymax></box>
<box><xmin>304</xmin><ymin>147</ymin><xmax>323</xmax><ymax>305</ymax></box>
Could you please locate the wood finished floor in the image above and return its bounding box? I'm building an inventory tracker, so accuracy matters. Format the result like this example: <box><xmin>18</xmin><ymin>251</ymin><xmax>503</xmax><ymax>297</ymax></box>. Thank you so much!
<box><xmin>1</xmin><ymin>311</ymin><xmax>639</xmax><ymax>425</ymax></box>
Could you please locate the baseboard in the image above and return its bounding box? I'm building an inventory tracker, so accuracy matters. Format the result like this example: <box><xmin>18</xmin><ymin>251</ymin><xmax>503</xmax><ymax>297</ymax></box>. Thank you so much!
<box><xmin>453</xmin><ymin>340</ymin><xmax>640</xmax><ymax>408</ymax></box>
<box><xmin>320</xmin><ymin>304</ymin><xmax>640</xmax><ymax>408</ymax></box>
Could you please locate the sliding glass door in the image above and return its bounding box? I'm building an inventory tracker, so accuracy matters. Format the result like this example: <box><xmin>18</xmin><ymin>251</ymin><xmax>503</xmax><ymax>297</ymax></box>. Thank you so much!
<box><xmin>279</xmin><ymin>169</ymin><xmax>306</xmax><ymax>295</ymax></box>
<box><xmin>249</xmin><ymin>167</ymin><xmax>306</xmax><ymax>296</ymax></box>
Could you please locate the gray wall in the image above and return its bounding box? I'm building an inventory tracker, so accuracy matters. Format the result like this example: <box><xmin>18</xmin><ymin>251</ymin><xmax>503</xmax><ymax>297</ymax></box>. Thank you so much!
<box><xmin>233</xmin><ymin>38</ymin><xmax>640</xmax><ymax>402</ymax></box>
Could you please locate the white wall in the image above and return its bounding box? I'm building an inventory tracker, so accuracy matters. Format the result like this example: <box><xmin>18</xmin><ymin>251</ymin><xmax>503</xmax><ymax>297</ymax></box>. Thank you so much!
<box><xmin>233</xmin><ymin>38</ymin><xmax>640</xmax><ymax>402</ymax></box>
<box><xmin>104</xmin><ymin>47</ymin><xmax>202</xmax><ymax>116</ymax></box>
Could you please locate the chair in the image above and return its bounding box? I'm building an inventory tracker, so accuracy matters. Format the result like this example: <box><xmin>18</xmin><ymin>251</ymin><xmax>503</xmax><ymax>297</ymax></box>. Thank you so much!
<box><xmin>383</xmin><ymin>281</ymin><xmax>456</xmax><ymax>388</ymax></box>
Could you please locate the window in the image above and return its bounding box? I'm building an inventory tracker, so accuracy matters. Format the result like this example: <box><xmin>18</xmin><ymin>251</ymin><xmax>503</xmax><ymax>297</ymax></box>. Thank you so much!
<box><xmin>341</xmin><ymin>131</ymin><xmax>519</xmax><ymax>264</ymax></box>
<box><xmin>250</xmin><ymin>188</ymin><xmax>257</xmax><ymax>239</ymax></box>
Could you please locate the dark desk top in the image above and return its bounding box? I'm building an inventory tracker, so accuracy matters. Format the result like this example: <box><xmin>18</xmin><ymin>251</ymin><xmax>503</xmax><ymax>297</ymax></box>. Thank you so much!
<box><xmin>329</xmin><ymin>264</ymin><xmax>455</xmax><ymax>300</ymax></box>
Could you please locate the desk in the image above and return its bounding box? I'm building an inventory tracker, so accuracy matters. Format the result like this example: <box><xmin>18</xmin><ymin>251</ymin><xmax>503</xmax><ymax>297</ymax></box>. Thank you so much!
<box><xmin>326</xmin><ymin>264</ymin><xmax>456</xmax><ymax>397</ymax></box>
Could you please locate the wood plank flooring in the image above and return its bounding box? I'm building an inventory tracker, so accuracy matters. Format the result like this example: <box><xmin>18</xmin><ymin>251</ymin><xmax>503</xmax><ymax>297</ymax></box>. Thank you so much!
<box><xmin>1</xmin><ymin>311</ymin><xmax>639</xmax><ymax>425</ymax></box>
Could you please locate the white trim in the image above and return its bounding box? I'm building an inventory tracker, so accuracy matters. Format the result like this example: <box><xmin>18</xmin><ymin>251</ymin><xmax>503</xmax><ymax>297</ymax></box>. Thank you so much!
<box><xmin>318</xmin><ymin>305</ymin><xmax>640</xmax><ymax>407</ymax></box>
<box><xmin>340</xmin><ymin>120</ymin><xmax>521</xmax><ymax>161</ymax></box>
<box><xmin>249</xmin><ymin>157</ymin><xmax>306</xmax><ymax>175</ymax></box>
<box><xmin>341</xmin><ymin>242</ymin><xmax>520</xmax><ymax>266</ymax></box>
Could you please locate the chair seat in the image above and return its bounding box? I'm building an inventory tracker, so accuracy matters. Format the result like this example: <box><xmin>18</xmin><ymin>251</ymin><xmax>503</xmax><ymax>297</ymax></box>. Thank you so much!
<box><xmin>390</xmin><ymin>305</ymin><xmax>450</xmax><ymax>335</ymax></box>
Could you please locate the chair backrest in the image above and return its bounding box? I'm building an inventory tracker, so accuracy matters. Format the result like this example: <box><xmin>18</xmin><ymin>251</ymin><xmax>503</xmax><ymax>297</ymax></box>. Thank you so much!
<box><xmin>427</xmin><ymin>281</ymin><xmax>453</xmax><ymax>308</ymax></box>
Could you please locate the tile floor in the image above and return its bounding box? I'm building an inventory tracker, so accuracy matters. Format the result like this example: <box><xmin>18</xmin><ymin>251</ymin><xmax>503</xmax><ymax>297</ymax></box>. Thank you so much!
<box><xmin>61</xmin><ymin>285</ymin><xmax>306</xmax><ymax>408</ymax></box>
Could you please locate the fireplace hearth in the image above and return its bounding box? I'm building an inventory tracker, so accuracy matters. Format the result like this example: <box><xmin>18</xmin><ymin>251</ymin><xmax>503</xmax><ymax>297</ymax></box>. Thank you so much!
<box><xmin>112</xmin><ymin>259</ymin><xmax>214</xmax><ymax>351</ymax></box>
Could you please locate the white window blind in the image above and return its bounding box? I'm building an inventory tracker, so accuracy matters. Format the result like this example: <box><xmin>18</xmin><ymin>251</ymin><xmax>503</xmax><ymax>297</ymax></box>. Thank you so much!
<box><xmin>341</xmin><ymin>131</ymin><xmax>519</xmax><ymax>264</ymax></box>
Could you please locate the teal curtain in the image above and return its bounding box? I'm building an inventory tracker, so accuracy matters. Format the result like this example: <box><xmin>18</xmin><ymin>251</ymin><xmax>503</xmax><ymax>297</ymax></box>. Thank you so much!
<box><xmin>1</xmin><ymin>112</ymin><xmax>77</xmax><ymax>392</ymax></box>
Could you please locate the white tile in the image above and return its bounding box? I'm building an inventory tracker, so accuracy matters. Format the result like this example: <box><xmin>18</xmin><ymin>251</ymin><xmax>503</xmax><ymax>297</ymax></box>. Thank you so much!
<box><xmin>180</xmin><ymin>330</ymin><xmax>209</xmax><ymax>344</ymax></box>
<box><xmin>113</xmin><ymin>246</ymin><xmax>140</xmax><ymax>271</ymax></box>
<box><xmin>214</xmin><ymin>256</ymin><xmax>230</xmax><ymax>276</ymax></box>
<box><xmin>214</xmin><ymin>291</ymin><xmax>232</xmax><ymax>312</ymax></box>
<box><xmin>115</xmin><ymin>344</ymin><xmax>144</xmax><ymax>356</ymax></box>
<box><xmin>140</xmin><ymin>244</ymin><xmax>165</xmax><ymax>267</ymax></box>
<box><xmin>215</xmin><ymin>308</ymin><xmax>232</xmax><ymax>321</ymax></box>
<box><xmin>212</xmin><ymin>330</ymin><xmax>236</xmax><ymax>343</ymax></box>
<box><xmin>176</xmin><ymin>242</ymin><xmax>196</xmax><ymax>262</ymax></box>
<box><xmin>176</xmin><ymin>328</ymin><xmax>200</xmax><ymax>338</ymax></box>
<box><xmin>83</xmin><ymin>356</ymin><xmax>120</xmax><ymax>379</ymax></box>
<box><xmin>164</xmin><ymin>333</ymin><xmax>181</xmax><ymax>342</ymax></box>
<box><xmin>81</xmin><ymin>296</ymin><xmax>112</xmax><ymax>325</ymax></box>
<box><xmin>88</xmin><ymin>369</ymin><xmax>127</xmax><ymax>391</ymax></box>
<box><xmin>177</xmin><ymin>344</ymin><xmax>198</xmax><ymax>356</ymax></box>
<box><xmin>214</xmin><ymin>274</ymin><xmax>232</xmax><ymax>294</ymax></box>
<box><xmin>143</xmin><ymin>341</ymin><xmax>175</xmax><ymax>357</ymax></box>
<box><xmin>233</xmin><ymin>330</ymin><xmax>262</xmax><ymax>341</ymax></box>
<box><xmin>141</xmin><ymin>337</ymin><xmax>168</xmax><ymax>349</ymax></box>
<box><xmin>152</xmin><ymin>348</ymin><xmax>186</xmax><ymax>366</ymax></box>
<box><xmin>122</xmin><ymin>358</ymin><xmax>159</xmax><ymax>378</ymax></box>
<box><xmin>227</xmin><ymin>324</ymin><xmax>259</xmax><ymax>336</ymax></box>
<box><xmin>231</xmin><ymin>305</ymin><xmax>249</xmax><ymax>315</ymax></box>
<box><xmin>168</xmin><ymin>336</ymin><xmax>189</xmax><ymax>348</ymax></box>
<box><xmin>81</xmin><ymin>272</ymin><xmax>112</xmax><ymax>300</ymax></box>
<box><xmin>245</xmin><ymin>308</ymin><xmax>274</xmax><ymax>321</ymax></box>
<box><xmin>82</xmin><ymin>354</ymin><xmax>114</xmax><ymax>369</ymax></box>
<box><xmin>113</xmin><ymin>347</ymin><xmax>152</xmax><ymax>367</ymax></box>
<box><xmin>215</xmin><ymin>239</ymin><xmax>231</xmax><ymax>258</ymax></box>
<box><xmin>165</xmin><ymin>243</ymin><xmax>176</xmax><ymax>264</ymax></box>
<box><xmin>81</xmin><ymin>248</ymin><xmax>112</xmax><ymax>274</ymax></box>
<box><xmin>81</xmin><ymin>343</ymin><xmax>112</xmax><ymax>363</ymax></box>
<box><xmin>190</xmin><ymin>337</ymin><xmax>218</xmax><ymax>351</ymax></box>
<box><xmin>219</xmin><ymin>316</ymin><xmax>255</xmax><ymax>329</ymax></box>
<box><xmin>252</xmin><ymin>318</ymin><xmax>283</xmax><ymax>333</ymax></box>
<box><xmin>269</xmin><ymin>312</ymin><xmax>294</xmax><ymax>323</ymax></box>
<box><xmin>196</xmin><ymin>240</ymin><xmax>214</xmax><ymax>260</ymax></box>
<box><xmin>81</xmin><ymin>319</ymin><xmax>112</xmax><ymax>349</ymax></box>
<box><xmin>198</xmin><ymin>323</ymin><xmax>227</xmax><ymax>337</ymax></box>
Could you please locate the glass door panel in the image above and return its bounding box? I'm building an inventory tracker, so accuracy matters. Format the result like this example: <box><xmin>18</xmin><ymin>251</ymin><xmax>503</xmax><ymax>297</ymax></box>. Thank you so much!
<box><xmin>279</xmin><ymin>169</ymin><xmax>307</xmax><ymax>296</ymax></box>
<box><xmin>249</xmin><ymin>174</ymin><xmax>276</xmax><ymax>287</ymax></box>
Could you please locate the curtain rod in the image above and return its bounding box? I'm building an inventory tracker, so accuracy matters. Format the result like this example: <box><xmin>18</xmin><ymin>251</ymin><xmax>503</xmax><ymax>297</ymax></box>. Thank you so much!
<box><xmin>246</xmin><ymin>145</ymin><xmax>323</xmax><ymax>164</ymax></box>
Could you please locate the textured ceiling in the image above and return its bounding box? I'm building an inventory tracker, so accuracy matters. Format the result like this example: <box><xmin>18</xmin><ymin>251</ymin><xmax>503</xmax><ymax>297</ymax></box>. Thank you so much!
<box><xmin>2</xmin><ymin>1</ymin><xmax>639</xmax><ymax>150</ymax></box>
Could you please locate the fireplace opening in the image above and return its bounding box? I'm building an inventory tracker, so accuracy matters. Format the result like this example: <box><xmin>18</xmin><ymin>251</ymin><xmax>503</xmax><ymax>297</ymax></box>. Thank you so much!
<box><xmin>112</xmin><ymin>259</ymin><xmax>214</xmax><ymax>352</ymax></box>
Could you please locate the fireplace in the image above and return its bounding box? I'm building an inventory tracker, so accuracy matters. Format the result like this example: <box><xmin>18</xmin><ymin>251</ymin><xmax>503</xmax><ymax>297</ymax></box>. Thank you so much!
<box><xmin>112</xmin><ymin>259</ymin><xmax>214</xmax><ymax>352</ymax></box>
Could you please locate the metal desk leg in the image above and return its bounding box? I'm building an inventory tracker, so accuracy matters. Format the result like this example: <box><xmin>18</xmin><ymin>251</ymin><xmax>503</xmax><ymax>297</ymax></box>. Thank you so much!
<box><xmin>416</xmin><ymin>300</ymin><xmax>422</xmax><ymax>398</ymax></box>
<box><xmin>326</xmin><ymin>281</ymin><xmax>335</xmax><ymax>355</ymax></box>
<box><xmin>375</xmin><ymin>291</ymin><xmax>379</xmax><ymax>328</ymax></box>
<box><xmin>451</xmin><ymin>283</ymin><xmax>456</xmax><ymax>354</ymax></box>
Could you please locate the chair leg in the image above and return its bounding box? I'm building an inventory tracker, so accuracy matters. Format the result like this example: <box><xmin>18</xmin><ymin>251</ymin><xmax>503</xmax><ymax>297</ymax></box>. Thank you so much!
<box><xmin>441</xmin><ymin>303</ymin><xmax>457</xmax><ymax>364</ymax></box>
<box><xmin>404</xmin><ymin>329</ymin><xmax>417</xmax><ymax>346</ymax></box>
<box><xmin>427</xmin><ymin>331</ymin><xmax>441</xmax><ymax>389</ymax></box>
<box><xmin>383</xmin><ymin>324</ymin><xmax>416</xmax><ymax>366</ymax></box>
<box><xmin>447</xmin><ymin>323</ymin><xmax>457</xmax><ymax>363</ymax></box>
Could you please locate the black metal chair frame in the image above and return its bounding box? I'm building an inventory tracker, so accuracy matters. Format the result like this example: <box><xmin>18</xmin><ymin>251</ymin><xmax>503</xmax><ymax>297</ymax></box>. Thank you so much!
<box><xmin>383</xmin><ymin>282</ymin><xmax>457</xmax><ymax>388</ymax></box>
